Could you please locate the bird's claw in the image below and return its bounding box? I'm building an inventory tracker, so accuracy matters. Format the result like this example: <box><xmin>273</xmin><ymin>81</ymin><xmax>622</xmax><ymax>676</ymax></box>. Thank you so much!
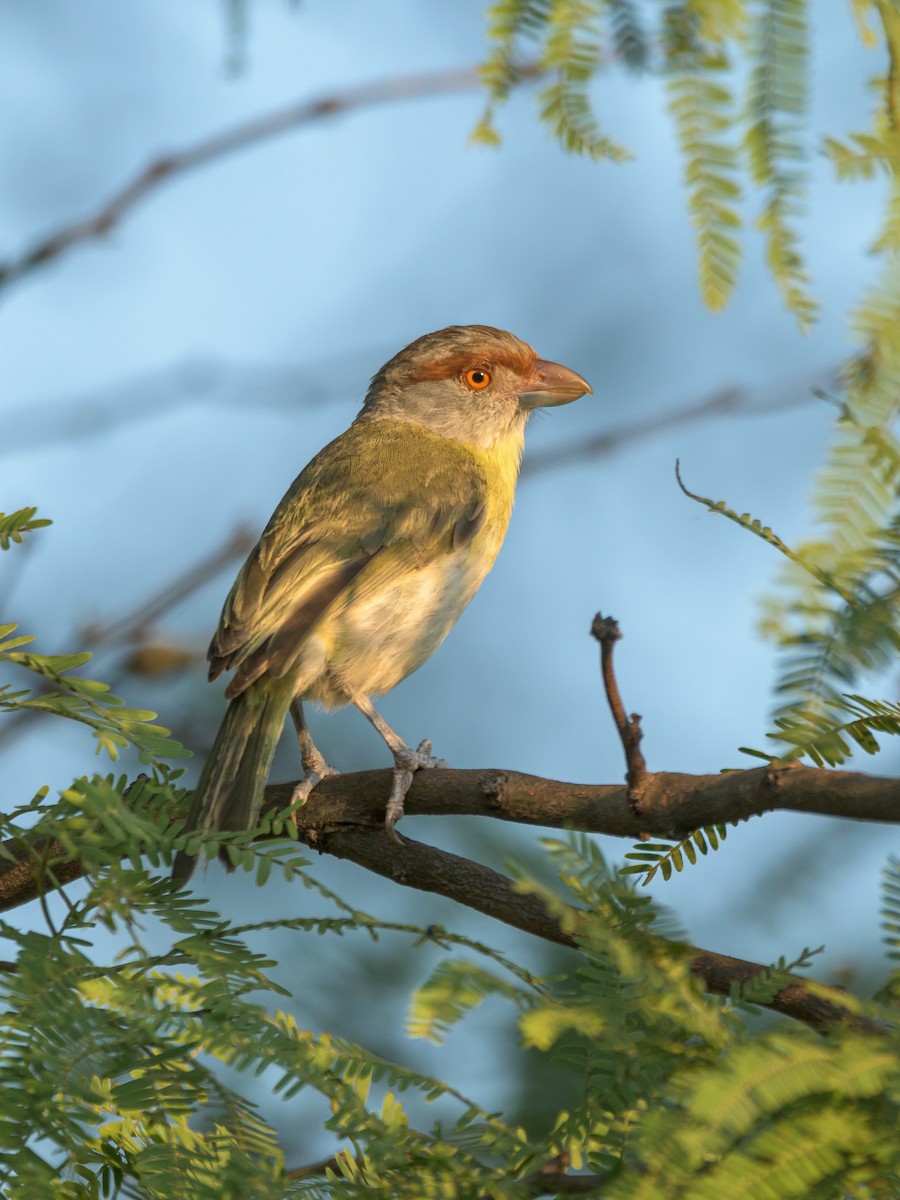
<box><xmin>413</xmin><ymin>738</ymin><xmax>449</xmax><ymax>769</ymax></box>
<box><xmin>289</xmin><ymin>761</ymin><xmax>340</xmax><ymax>819</ymax></box>
<box><xmin>384</xmin><ymin>738</ymin><xmax>448</xmax><ymax>841</ymax></box>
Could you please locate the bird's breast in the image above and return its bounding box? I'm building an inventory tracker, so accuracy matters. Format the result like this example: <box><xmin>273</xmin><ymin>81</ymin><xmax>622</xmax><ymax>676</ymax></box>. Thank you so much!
<box><xmin>302</xmin><ymin>515</ymin><xmax>510</xmax><ymax>706</ymax></box>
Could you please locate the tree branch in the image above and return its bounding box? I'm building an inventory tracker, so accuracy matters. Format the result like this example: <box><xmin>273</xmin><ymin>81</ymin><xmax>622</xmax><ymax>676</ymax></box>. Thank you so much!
<box><xmin>281</xmin><ymin>760</ymin><xmax>900</xmax><ymax>838</ymax></box>
<box><xmin>0</xmin><ymin>524</ymin><xmax>254</xmax><ymax>750</ymax></box>
<box><xmin>285</xmin><ymin>1148</ymin><xmax>612</xmax><ymax>1195</ymax></box>
<box><xmin>0</xmin><ymin>62</ymin><xmax>542</xmax><ymax>292</ymax></box>
<box><xmin>1</xmin><ymin>764</ymin><xmax>892</xmax><ymax>1032</ymax></box>
<box><xmin>1</xmin><ymin>764</ymin><xmax>896</xmax><ymax>917</ymax></box>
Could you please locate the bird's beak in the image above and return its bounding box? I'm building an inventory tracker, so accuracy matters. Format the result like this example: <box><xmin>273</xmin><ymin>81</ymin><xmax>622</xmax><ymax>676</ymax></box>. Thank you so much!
<box><xmin>518</xmin><ymin>358</ymin><xmax>593</xmax><ymax>410</ymax></box>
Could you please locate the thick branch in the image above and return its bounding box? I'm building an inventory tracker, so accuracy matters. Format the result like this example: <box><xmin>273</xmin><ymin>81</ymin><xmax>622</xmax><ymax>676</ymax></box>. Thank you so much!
<box><xmin>277</xmin><ymin>760</ymin><xmax>900</xmax><ymax>837</ymax></box>
<box><xmin>1</xmin><ymin>765</ymin><xmax>894</xmax><ymax>1032</ymax></box>
<box><xmin>1</xmin><ymin>763</ymin><xmax>896</xmax><ymax>916</ymax></box>
<box><xmin>0</xmin><ymin>63</ymin><xmax>541</xmax><ymax>292</ymax></box>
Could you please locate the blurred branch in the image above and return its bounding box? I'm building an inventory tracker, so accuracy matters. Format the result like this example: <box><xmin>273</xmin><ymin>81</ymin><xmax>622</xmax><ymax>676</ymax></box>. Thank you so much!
<box><xmin>0</xmin><ymin>62</ymin><xmax>543</xmax><ymax>293</ymax></box>
<box><xmin>522</xmin><ymin>366</ymin><xmax>835</xmax><ymax>476</ymax></box>
<box><xmin>9</xmin><ymin>355</ymin><xmax>831</xmax><ymax>474</ymax></box>
<box><xmin>284</xmin><ymin>1149</ymin><xmax>611</xmax><ymax>1195</ymax></box>
<box><xmin>0</xmin><ymin>359</ymin><xmax>358</xmax><ymax>460</ymax></box>
<box><xmin>79</xmin><ymin>524</ymin><xmax>254</xmax><ymax>649</ymax></box>
<box><xmin>285</xmin><ymin>1154</ymin><xmax>342</xmax><ymax>1182</ymax></box>
<box><xmin>0</xmin><ymin>525</ymin><xmax>253</xmax><ymax>750</ymax></box>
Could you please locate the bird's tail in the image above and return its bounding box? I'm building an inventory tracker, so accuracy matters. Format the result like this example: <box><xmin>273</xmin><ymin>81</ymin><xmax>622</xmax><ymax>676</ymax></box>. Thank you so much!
<box><xmin>171</xmin><ymin>676</ymin><xmax>295</xmax><ymax>882</ymax></box>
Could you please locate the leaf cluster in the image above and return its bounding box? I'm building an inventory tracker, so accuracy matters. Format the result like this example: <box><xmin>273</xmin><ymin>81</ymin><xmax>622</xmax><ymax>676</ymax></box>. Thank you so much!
<box><xmin>477</xmin><ymin>0</ymin><xmax>822</xmax><ymax>321</ymax></box>
<box><xmin>409</xmin><ymin>836</ymin><xmax>900</xmax><ymax>1198</ymax></box>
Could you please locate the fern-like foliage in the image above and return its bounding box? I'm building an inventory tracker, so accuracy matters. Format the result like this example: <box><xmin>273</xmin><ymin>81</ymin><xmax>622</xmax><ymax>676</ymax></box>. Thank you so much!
<box><xmin>407</xmin><ymin>958</ymin><xmax>539</xmax><ymax>1043</ymax></box>
<box><xmin>676</xmin><ymin>464</ymin><xmax>900</xmax><ymax>765</ymax></box>
<box><xmin>607</xmin><ymin>0</ymin><xmax>649</xmax><ymax>70</ymax></box>
<box><xmin>0</xmin><ymin>622</ymin><xmax>190</xmax><ymax>763</ymax></box>
<box><xmin>745</xmin><ymin>10</ymin><xmax>900</xmax><ymax>753</ymax></box>
<box><xmin>409</xmin><ymin>837</ymin><xmax>900</xmax><ymax>1198</ymax></box>
<box><xmin>757</xmin><ymin>298</ymin><xmax>900</xmax><ymax>757</ymax></box>
<box><xmin>744</xmin><ymin>0</ymin><xmax>816</xmax><ymax>327</ymax></box>
<box><xmin>727</xmin><ymin>945</ymin><xmax>823</xmax><ymax>1008</ymax></box>
<box><xmin>0</xmin><ymin>506</ymin><xmax>51</xmax><ymax>550</ymax></box>
<box><xmin>765</xmin><ymin>694</ymin><xmax>900</xmax><ymax>766</ymax></box>
<box><xmin>537</xmin><ymin>0</ymin><xmax>630</xmax><ymax>160</ymax></box>
<box><xmin>883</xmin><ymin>856</ymin><xmax>900</xmax><ymax>966</ymax></box>
<box><xmin>875</xmin><ymin>856</ymin><xmax>900</xmax><ymax>1005</ymax></box>
<box><xmin>477</xmin><ymin>0</ymin><xmax>629</xmax><ymax>158</ymax></box>
<box><xmin>608</xmin><ymin>1033</ymin><xmax>900</xmax><ymax>1199</ymax></box>
<box><xmin>661</xmin><ymin>4</ymin><xmax>743</xmax><ymax>311</ymax></box>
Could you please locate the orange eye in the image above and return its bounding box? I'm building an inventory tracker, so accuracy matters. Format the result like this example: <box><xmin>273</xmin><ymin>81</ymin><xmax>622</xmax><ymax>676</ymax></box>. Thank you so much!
<box><xmin>465</xmin><ymin>368</ymin><xmax>491</xmax><ymax>390</ymax></box>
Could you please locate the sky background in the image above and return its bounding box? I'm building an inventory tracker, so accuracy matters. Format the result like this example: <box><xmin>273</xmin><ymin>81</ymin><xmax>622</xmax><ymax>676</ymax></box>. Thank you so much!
<box><xmin>1</xmin><ymin>0</ymin><xmax>897</xmax><ymax>1160</ymax></box>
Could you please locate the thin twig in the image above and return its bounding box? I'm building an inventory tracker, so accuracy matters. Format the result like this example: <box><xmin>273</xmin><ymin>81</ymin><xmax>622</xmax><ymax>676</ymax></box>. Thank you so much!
<box><xmin>590</xmin><ymin>614</ymin><xmax>650</xmax><ymax>815</ymax></box>
<box><xmin>0</xmin><ymin>62</ymin><xmax>543</xmax><ymax>292</ymax></box>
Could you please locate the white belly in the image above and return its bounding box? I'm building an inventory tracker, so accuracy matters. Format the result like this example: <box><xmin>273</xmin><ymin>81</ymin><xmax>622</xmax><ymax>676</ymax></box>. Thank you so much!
<box><xmin>297</xmin><ymin>552</ymin><xmax>488</xmax><ymax>707</ymax></box>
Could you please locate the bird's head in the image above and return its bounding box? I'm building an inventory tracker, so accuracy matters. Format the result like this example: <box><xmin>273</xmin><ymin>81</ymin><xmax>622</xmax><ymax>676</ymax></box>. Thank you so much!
<box><xmin>360</xmin><ymin>325</ymin><xmax>592</xmax><ymax>449</ymax></box>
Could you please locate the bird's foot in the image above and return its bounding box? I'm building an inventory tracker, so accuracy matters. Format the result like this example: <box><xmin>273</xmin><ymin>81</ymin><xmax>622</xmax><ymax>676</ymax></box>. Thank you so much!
<box><xmin>385</xmin><ymin>738</ymin><xmax>448</xmax><ymax>842</ymax></box>
<box><xmin>300</xmin><ymin>739</ymin><xmax>334</xmax><ymax>781</ymax></box>
<box><xmin>289</xmin><ymin>760</ymin><xmax>340</xmax><ymax>816</ymax></box>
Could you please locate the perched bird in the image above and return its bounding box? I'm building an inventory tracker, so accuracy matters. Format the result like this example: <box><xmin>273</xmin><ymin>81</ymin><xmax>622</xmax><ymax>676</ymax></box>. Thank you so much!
<box><xmin>172</xmin><ymin>325</ymin><xmax>591</xmax><ymax>881</ymax></box>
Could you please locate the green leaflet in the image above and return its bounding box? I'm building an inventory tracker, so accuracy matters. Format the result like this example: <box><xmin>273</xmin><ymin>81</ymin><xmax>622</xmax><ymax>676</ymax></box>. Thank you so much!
<box><xmin>620</xmin><ymin>825</ymin><xmax>729</xmax><ymax>886</ymax></box>
<box><xmin>0</xmin><ymin>506</ymin><xmax>51</xmax><ymax>550</ymax></box>
<box><xmin>0</xmin><ymin>633</ymin><xmax>191</xmax><ymax>764</ymax></box>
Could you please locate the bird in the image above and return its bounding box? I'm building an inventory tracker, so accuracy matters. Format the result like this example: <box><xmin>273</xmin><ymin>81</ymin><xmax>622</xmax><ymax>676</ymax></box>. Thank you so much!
<box><xmin>171</xmin><ymin>325</ymin><xmax>591</xmax><ymax>881</ymax></box>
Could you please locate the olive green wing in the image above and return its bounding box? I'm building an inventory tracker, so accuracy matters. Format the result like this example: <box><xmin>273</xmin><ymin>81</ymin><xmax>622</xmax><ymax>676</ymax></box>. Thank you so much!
<box><xmin>208</xmin><ymin>420</ymin><xmax>488</xmax><ymax>698</ymax></box>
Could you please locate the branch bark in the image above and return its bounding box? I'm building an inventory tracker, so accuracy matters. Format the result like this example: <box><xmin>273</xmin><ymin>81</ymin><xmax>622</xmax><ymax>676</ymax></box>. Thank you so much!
<box><xmin>282</xmin><ymin>760</ymin><xmax>900</xmax><ymax>836</ymax></box>
<box><xmin>0</xmin><ymin>62</ymin><xmax>542</xmax><ymax>292</ymax></box>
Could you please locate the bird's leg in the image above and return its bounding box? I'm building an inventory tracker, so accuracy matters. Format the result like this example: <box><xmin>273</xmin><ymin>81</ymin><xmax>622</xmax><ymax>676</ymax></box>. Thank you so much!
<box><xmin>346</xmin><ymin>690</ymin><xmax>447</xmax><ymax>841</ymax></box>
<box><xmin>288</xmin><ymin>700</ymin><xmax>338</xmax><ymax>812</ymax></box>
